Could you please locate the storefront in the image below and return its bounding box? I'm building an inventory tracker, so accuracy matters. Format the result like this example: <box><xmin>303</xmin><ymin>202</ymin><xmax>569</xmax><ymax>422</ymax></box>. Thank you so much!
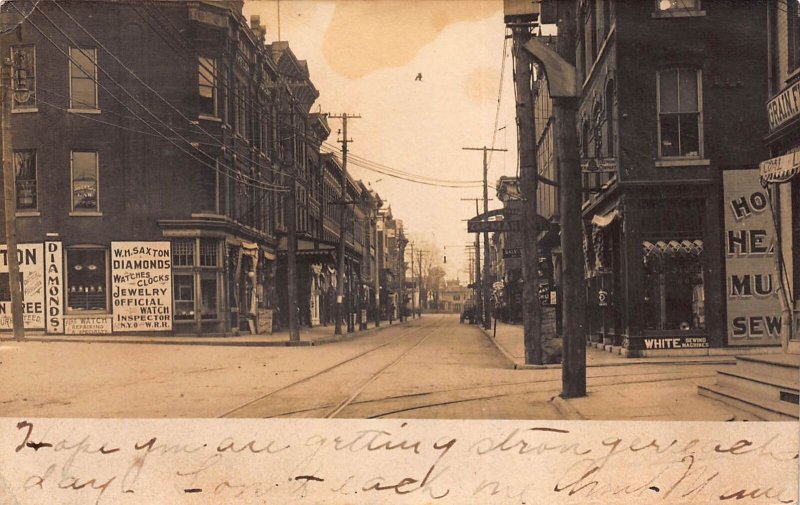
<box><xmin>761</xmin><ymin>77</ymin><xmax>800</xmax><ymax>352</ymax></box>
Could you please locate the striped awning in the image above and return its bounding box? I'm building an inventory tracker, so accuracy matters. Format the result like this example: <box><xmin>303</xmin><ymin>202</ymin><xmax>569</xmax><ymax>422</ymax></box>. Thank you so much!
<box><xmin>642</xmin><ymin>240</ymin><xmax>703</xmax><ymax>258</ymax></box>
<box><xmin>760</xmin><ymin>151</ymin><xmax>800</xmax><ymax>185</ymax></box>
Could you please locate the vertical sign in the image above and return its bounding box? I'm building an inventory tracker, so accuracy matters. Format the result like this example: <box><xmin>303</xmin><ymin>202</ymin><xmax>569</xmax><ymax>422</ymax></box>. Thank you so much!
<box><xmin>111</xmin><ymin>242</ymin><xmax>172</xmax><ymax>332</ymax></box>
<box><xmin>44</xmin><ymin>242</ymin><xmax>64</xmax><ymax>334</ymax></box>
<box><xmin>0</xmin><ymin>243</ymin><xmax>45</xmax><ymax>330</ymax></box>
<box><xmin>723</xmin><ymin>170</ymin><xmax>782</xmax><ymax>346</ymax></box>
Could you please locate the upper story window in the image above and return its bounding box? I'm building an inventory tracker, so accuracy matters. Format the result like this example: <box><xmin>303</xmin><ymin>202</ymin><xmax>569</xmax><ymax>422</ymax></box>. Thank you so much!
<box><xmin>69</xmin><ymin>47</ymin><xmax>98</xmax><ymax>111</ymax></box>
<box><xmin>71</xmin><ymin>151</ymin><xmax>99</xmax><ymax>213</ymax></box>
<box><xmin>198</xmin><ymin>57</ymin><xmax>217</xmax><ymax>118</ymax></box>
<box><xmin>14</xmin><ymin>150</ymin><xmax>37</xmax><ymax>212</ymax></box>
<box><xmin>11</xmin><ymin>45</ymin><xmax>36</xmax><ymax>111</ymax></box>
<box><xmin>790</xmin><ymin>0</ymin><xmax>800</xmax><ymax>72</ymax></box>
<box><xmin>657</xmin><ymin>68</ymin><xmax>703</xmax><ymax>159</ymax></box>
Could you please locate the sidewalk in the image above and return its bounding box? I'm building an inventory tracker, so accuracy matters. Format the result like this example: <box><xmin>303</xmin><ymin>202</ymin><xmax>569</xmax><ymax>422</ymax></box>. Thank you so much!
<box><xmin>0</xmin><ymin>319</ymin><xmax>408</xmax><ymax>347</ymax></box>
<box><xmin>482</xmin><ymin>320</ymin><xmax>736</xmax><ymax>368</ymax></box>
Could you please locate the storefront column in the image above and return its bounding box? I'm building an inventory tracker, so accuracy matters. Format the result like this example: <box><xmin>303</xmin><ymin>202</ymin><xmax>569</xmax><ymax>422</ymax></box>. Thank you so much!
<box><xmin>620</xmin><ymin>202</ymin><xmax>644</xmax><ymax>341</ymax></box>
<box><xmin>704</xmin><ymin>188</ymin><xmax>726</xmax><ymax>348</ymax></box>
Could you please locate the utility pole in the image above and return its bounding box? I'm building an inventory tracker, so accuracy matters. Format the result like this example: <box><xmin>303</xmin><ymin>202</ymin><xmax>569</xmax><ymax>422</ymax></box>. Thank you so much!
<box><xmin>328</xmin><ymin>113</ymin><xmax>361</xmax><ymax>335</ymax></box>
<box><xmin>285</xmin><ymin>98</ymin><xmax>300</xmax><ymax>342</ymax></box>
<box><xmin>397</xmin><ymin>229</ymin><xmax>408</xmax><ymax>322</ymax></box>
<box><xmin>417</xmin><ymin>249</ymin><xmax>426</xmax><ymax>317</ymax></box>
<box><xmin>512</xmin><ymin>24</ymin><xmax>542</xmax><ymax>364</ymax></box>
<box><xmin>553</xmin><ymin>5</ymin><xmax>585</xmax><ymax>397</ymax></box>
<box><xmin>463</xmin><ymin>146</ymin><xmax>507</xmax><ymax>330</ymax></box>
<box><xmin>1</xmin><ymin>28</ymin><xmax>25</xmax><ymax>340</ymax></box>
<box><xmin>409</xmin><ymin>242</ymin><xmax>416</xmax><ymax>319</ymax></box>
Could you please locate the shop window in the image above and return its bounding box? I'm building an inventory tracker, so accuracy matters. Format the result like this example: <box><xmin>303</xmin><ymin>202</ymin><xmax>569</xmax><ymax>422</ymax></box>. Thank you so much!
<box><xmin>11</xmin><ymin>45</ymin><xmax>36</xmax><ymax>111</ymax></box>
<box><xmin>658</xmin><ymin>68</ymin><xmax>702</xmax><ymax>159</ymax></box>
<box><xmin>71</xmin><ymin>151</ymin><xmax>99</xmax><ymax>212</ymax></box>
<box><xmin>66</xmin><ymin>248</ymin><xmax>107</xmax><ymax>311</ymax></box>
<box><xmin>172</xmin><ymin>238</ymin><xmax>221</xmax><ymax>322</ymax></box>
<box><xmin>69</xmin><ymin>47</ymin><xmax>98</xmax><ymax>110</ymax></box>
<box><xmin>642</xmin><ymin>240</ymin><xmax>705</xmax><ymax>331</ymax></box>
<box><xmin>198</xmin><ymin>57</ymin><xmax>217</xmax><ymax>117</ymax></box>
<box><xmin>14</xmin><ymin>150</ymin><xmax>37</xmax><ymax>211</ymax></box>
<box><xmin>174</xmin><ymin>274</ymin><xmax>194</xmax><ymax>320</ymax></box>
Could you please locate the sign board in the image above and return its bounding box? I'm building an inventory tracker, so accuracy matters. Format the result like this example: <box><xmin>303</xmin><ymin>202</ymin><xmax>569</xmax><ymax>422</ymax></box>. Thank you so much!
<box><xmin>468</xmin><ymin>220</ymin><xmax>521</xmax><ymax>233</ymax></box>
<box><xmin>256</xmin><ymin>308</ymin><xmax>273</xmax><ymax>334</ymax></box>
<box><xmin>503</xmin><ymin>248</ymin><xmax>521</xmax><ymax>259</ymax></box>
<box><xmin>628</xmin><ymin>336</ymin><xmax>710</xmax><ymax>351</ymax></box>
<box><xmin>766</xmin><ymin>79</ymin><xmax>800</xmax><ymax>132</ymax></box>
<box><xmin>0</xmin><ymin>243</ymin><xmax>45</xmax><ymax>330</ymax></box>
<box><xmin>723</xmin><ymin>170</ymin><xmax>782</xmax><ymax>346</ymax></box>
<box><xmin>598</xmin><ymin>289</ymin><xmax>609</xmax><ymax>307</ymax></box>
<box><xmin>759</xmin><ymin>151</ymin><xmax>800</xmax><ymax>185</ymax></box>
<box><xmin>64</xmin><ymin>316</ymin><xmax>112</xmax><ymax>335</ymax></box>
<box><xmin>111</xmin><ymin>242</ymin><xmax>172</xmax><ymax>332</ymax></box>
<box><xmin>44</xmin><ymin>242</ymin><xmax>64</xmax><ymax>334</ymax></box>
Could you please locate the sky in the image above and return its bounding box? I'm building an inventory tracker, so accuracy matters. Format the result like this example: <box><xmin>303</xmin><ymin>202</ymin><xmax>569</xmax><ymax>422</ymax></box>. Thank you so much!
<box><xmin>243</xmin><ymin>0</ymin><xmax>518</xmax><ymax>281</ymax></box>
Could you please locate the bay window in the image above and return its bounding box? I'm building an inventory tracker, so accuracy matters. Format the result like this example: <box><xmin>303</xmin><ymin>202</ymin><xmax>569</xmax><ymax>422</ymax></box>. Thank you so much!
<box><xmin>172</xmin><ymin>238</ymin><xmax>221</xmax><ymax>323</ymax></box>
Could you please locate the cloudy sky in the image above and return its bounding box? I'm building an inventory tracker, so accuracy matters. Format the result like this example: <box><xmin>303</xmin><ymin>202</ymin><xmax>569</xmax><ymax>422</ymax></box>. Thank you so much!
<box><xmin>244</xmin><ymin>0</ymin><xmax>518</xmax><ymax>280</ymax></box>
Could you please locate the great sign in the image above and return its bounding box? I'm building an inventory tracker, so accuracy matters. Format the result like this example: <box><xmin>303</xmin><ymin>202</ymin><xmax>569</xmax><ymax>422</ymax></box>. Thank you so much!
<box><xmin>723</xmin><ymin>170</ymin><xmax>782</xmax><ymax>347</ymax></box>
<box><xmin>766</xmin><ymin>80</ymin><xmax>800</xmax><ymax>132</ymax></box>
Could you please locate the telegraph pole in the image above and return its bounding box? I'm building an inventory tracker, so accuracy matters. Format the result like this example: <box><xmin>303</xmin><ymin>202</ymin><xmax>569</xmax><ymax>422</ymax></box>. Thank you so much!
<box><xmin>463</xmin><ymin>146</ymin><xmax>507</xmax><ymax>330</ymax></box>
<box><xmin>328</xmin><ymin>113</ymin><xmax>361</xmax><ymax>335</ymax></box>
<box><xmin>553</xmin><ymin>5</ymin><xmax>585</xmax><ymax>397</ymax></box>
<box><xmin>461</xmin><ymin>197</ymin><xmax>484</xmax><ymax>326</ymax></box>
<box><xmin>1</xmin><ymin>29</ymin><xmax>25</xmax><ymax>340</ymax></box>
<box><xmin>409</xmin><ymin>242</ymin><xmax>416</xmax><ymax>319</ymax></box>
<box><xmin>512</xmin><ymin>24</ymin><xmax>542</xmax><ymax>364</ymax></box>
<box><xmin>285</xmin><ymin>98</ymin><xmax>300</xmax><ymax>342</ymax></box>
<box><xmin>417</xmin><ymin>249</ymin><xmax>426</xmax><ymax>316</ymax></box>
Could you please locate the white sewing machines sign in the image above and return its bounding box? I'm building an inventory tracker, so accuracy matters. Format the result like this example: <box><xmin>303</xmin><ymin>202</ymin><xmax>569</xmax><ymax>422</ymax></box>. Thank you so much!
<box><xmin>111</xmin><ymin>242</ymin><xmax>173</xmax><ymax>332</ymax></box>
<box><xmin>723</xmin><ymin>170</ymin><xmax>783</xmax><ymax>346</ymax></box>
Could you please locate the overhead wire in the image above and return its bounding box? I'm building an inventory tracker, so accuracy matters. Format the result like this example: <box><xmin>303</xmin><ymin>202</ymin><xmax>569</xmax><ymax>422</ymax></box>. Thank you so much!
<box><xmin>15</xmin><ymin>2</ymin><xmax>287</xmax><ymax>192</ymax></box>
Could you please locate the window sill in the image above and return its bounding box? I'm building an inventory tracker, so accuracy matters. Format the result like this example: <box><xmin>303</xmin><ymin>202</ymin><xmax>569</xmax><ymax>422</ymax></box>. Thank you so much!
<box><xmin>68</xmin><ymin>108</ymin><xmax>101</xmax><ymax>115</ymax></box>
<box><xmin>12</xmin><ymin>108</ymin><xmax>38</xmax><ymax>114</ymax></box>
<box><xmin>198</xmin><ymin>114</ymin><xmax>222</xmax><ymax>123</ymax></box>
<box><xmin>651</xmin><ymin>9</ymin><xmax>706</xmax><ymax>18</ymax></box>
<box><xmin>655</xmin><ymin>158</ymin><xmax>710</xmax><ymax>167</ymax></box>
<box><xmin>16</xmin><ymin>211</ymin><xmax>40</xmax><ymax>217</ymax></box>
<box><xmin>69</xmin><ymin>211</ymin><xmax>103</xmax><ymax>217</ymax></box>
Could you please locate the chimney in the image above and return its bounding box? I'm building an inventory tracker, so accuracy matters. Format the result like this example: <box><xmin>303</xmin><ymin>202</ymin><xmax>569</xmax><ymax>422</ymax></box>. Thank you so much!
<box><xmin>250</xmin><ymin>15</ymin><xmax>266</xmax><ymax>40</ymax></box>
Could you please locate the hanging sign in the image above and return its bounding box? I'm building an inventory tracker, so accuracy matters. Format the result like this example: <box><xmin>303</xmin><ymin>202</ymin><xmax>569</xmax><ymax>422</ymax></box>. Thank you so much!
<box><xmin>503</xmin><ymin>248</ymin><xmax>522</xmax><ymax>258</ymax></box>
<box><xmin>766</xmin><ymin>80</ymin><xmax>800</xmax><ymax>132</ymax></box>
<box><xmin>0</xmin><ymin>243</ymin><xmax>45</xmax><ymax>330</ymax></box>
<box><xmin>468</xmin><ymin>220</ymin><xmax>521</xmax><ymax>233</ymax></box>
<box><xmin>111</xmin><ymin>242</ymin><xmax>172</xmax><ymax>332</ymax></box>
<box><xmin>723</xmin><ymin>170</ymin><xmax>782</xmax><ymax>346</ymax></box>
<box><xmin>759</xmin><ymin>151</ymin><xmax>800</xmax><ymax>185</ymax></box>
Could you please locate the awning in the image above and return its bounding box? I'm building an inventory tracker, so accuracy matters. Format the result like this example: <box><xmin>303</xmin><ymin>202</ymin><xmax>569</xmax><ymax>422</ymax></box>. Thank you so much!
<box><xmin>760</xmin><ymin>151</ymin><xmax>800</xmax><ymax>185</ymax></box>
<box><xmin>642</xmin><ymin>240</ymin><xmax>704</xmax><ymax>258</ymax></box>
<box><xmin>591</xmin><ymin>208</ymin><xmax>622</xmax><ymax>228</ymax></box>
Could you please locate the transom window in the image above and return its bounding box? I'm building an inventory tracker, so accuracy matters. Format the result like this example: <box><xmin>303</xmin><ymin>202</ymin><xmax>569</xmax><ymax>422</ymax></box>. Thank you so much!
<box><xmin>656</xmin><ymin>0</ymin><xmax>699</xmax><ymax>11</ymax></box>
<box><xmin>69</xmin><ymin>47</ymin><xmax>98</xmax><ymax>110</ymax></box>
<box><xmin>657</xmin><ymin>68</ymin><xmax>702</xmax><ymax>159</ymax></box>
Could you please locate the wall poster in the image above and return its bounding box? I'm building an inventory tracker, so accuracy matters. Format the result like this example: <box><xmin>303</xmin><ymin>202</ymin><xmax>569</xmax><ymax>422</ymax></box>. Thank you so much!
<box><xmin>111</xmin><ymin>242</ymin><xmax>173</xmax><ymax>332</ymax></box>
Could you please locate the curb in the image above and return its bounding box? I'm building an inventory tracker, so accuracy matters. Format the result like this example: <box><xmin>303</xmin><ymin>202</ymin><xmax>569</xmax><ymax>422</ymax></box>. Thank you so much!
<box><xmin>550</xmin><ymin>395</ymin><xmax>586</xmax><ymax>420</ymax></box>
<box><xmin>0</xmin><ymin>320</ymin><xmax>408</xmax><ymax>348</ymax></box>
<box><xmin>478</xmin><ymin>324</ymin><xmax>518</xmax><ymax>369</ymax></box>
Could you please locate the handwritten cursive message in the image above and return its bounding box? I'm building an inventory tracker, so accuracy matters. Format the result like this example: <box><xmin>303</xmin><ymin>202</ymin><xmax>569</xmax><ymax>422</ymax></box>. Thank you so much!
<box><xmin>0</xmin><ymin>419</ymin><xmax>797</xmax><ymax>504</ymax></box>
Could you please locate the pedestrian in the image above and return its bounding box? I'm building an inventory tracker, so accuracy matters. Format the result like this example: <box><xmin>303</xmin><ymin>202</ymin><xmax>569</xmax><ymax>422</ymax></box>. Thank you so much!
<box><xmin>389</xmin><ymin>303</ymin><xmax>395</xmax><ymax>324</ymax></box>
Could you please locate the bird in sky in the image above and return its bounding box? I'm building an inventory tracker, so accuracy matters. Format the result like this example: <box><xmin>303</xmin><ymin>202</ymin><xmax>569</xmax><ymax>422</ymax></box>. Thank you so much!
<box><xmin>415</xmin><ymin>73</ymin><xmax>423</xmax><ymax>82</ymax></box>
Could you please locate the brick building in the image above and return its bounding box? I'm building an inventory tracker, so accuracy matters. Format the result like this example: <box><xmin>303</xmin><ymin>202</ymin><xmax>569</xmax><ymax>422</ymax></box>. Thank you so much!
<box><xmin>0</xmin><ymin>0</ymin><xmax>389</xmax><ymax>336</ymax></box>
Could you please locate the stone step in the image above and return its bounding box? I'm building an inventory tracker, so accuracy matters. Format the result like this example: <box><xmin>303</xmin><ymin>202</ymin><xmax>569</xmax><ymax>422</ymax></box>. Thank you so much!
<box><xmin>717</xmin><ymin>370</ymin><xmax>799</xmax><ymax>403</ymax></box>
<box><xmin>735</xmin><ymin>354</ymin><xmax>800</xmax><ymax>385</ymax></box>
<box><xmin>698</xmin><ymin>384</ymin><xmax>799</xmax><ymax>421</ymax></box>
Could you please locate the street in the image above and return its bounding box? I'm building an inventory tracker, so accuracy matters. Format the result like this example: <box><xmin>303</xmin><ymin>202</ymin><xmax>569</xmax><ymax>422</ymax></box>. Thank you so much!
<box><xmin>0</xmin><ymin>314</ymin><xmax>750</xmax><ymax>420</ymax></box>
